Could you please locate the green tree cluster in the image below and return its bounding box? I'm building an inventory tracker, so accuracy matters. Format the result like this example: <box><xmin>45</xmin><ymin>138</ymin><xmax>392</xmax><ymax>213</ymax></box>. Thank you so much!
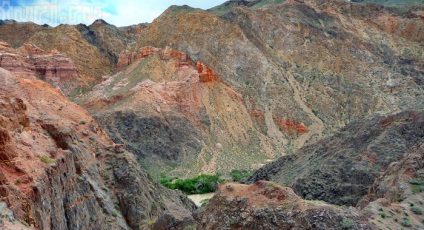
<box><xmin>160</xmin><ymin>174</ymin><xmax>225</xmax><ymax>194</ymax></box>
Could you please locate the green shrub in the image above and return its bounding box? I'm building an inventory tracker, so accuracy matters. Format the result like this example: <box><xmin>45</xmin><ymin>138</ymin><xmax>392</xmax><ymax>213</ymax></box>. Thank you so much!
<box><xmin>379</xmin><ymin>212</ymin><xmax>387</xmax><ymax>218</ymax></box>
<box><xmin>340</xmin><ymin>218</ymin><xmax>354</xmax><ymax>229</ymax></box>
<box><xmin>160</xmin><ymin>174</ymin><xmax>225</xmax><ymax>194</ymax></box>
<box><xmin>409</xmin><ymin>175</ymin><xmax>424</xmax><ymax>194</ymax></box>
<box><xmin>111</xmin><ymin>211</ymin><xmax>118</xmax><ymax>217</ymax></box>
<box><xmin>39</xmin><ymin>155</ymin><xmax>56</xmax><ymax>164</ymax></box>
<box><xmin>411</xmin><ymin>207</ymin><xmax>423</xmax><ymax>215</ymax></box>
<box><xmin>402</xmin><ymin>218</ymin><xmax>412</xmax><ymax>227</ymax></box>
<box><xmin>230</xmin><ymin>169</ymin><xmax>252</xmax><ymax>182</ymax></box>
<box><xmin>15</xmin><ymin>179</ymin><xmax>22</xmax><ymax>185</ymax></box>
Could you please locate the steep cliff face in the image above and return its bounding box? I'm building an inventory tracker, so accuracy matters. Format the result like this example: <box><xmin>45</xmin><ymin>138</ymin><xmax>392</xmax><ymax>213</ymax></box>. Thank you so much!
<box><xmin>0</xmin><ymin>68</ymin><xmax>195</xmax><ymax>229</ymax></box>
<box><xmin>247</xmin><ymin>111</ymin><xmax>424</xmax><ymax>208</ymax></box>
<box><xmin>134</xmin><ymin>0</ymin><xmax>424</xmax><ymax>154</ymax></box>
<box><xmin>0</xmin><ymin>20</ymin><xmax>145</xmax><ymax>97</ymax></box>
<box><xmin>79</xmin><ymin>46</ymin><xmax>280</xmax><ymax>178</ymax></box>
<box><xmin>25</xmin><ymin>25</ymin><xmax>112</xmax><ymax>90</ymax></box>
<box><xmin>0</xmin><ymin>42</ymin><xmax>79</xmax><ymax>96</ymax></box>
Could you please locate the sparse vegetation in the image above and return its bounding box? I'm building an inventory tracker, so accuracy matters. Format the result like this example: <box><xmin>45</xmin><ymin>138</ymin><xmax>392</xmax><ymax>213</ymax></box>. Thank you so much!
<box><xmin>379</xmin><ymin>212</ymin><xmax>387</xmax><ymax>218</ymax></box>
<box><xmin>38</xmin><ymin>155</ymin><xmax>56</xmax><ymax>164</ymax></box>
<box><xmin>230</xmin><ymin>169</ymin><xmax>252</xmax><ymax>182</ymax></box>
<box><xmin>411</xmin><ymin>207</ymin><xmax>423</xmax><ymax>215</ymax></box>
<box><xmin>160</xmin><ymin>174</ymin><xmax>225</xmax><ymax>194</ymax></box>
<box><xmin>111</xmin><ymin>210</ymin><xmax>118</xmax><ymax>217</ymax></box>
<box><xmin>340</xmin><ymin>218</ymin><xmax>354</xmax><ymax>229</ymax></box>
<box><xmin>409</xmin><ymin>174</ymin><xmax>424</xmax><ymax>194</ymax></box>
<box><xmin>15</xmin><ymin>179</ymin><xmax>22</xmax><ymax>185</ymax></box>
<box><xmin>79</xmin><ymin>120</ymin><xmax>87</xmax><ymax>125</ymax></box>
<box><xmin>402</xmin><ymin>217</ymin><xmax>412</xmax><ymax>227</ymax></box>
<box><xmin>19</xmin><ymin>219</ymin><xmax>29</xmax><ymax>227</ymax></box>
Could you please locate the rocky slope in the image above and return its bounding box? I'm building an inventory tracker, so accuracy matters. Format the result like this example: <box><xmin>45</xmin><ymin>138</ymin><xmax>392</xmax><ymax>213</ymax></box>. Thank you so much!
<box><xmin>76</xmin><ymin>19</ymin><xmax>147</xmax><ymax>68</ymax></box>
<box><xmin>79</xmin><ymin>46</ymin><xmax>280</xmax><ymax>178</ymax></box>
<box><xmin>25</xmin><ymin>24</ymin><xmax>112</xmax><ymax>90</ymax></box>
<box><xmin>77</xmin><ymin>0</ymin><xmax>423</xmax><ymax>177</ymax></box>
<box><xmin>0</xmin><ymin>20</ymin><xmax>144</xmax><ymax>97</ymax></box>
<box><xmin>0</xmin><ymin>41</ymin><xmax>80</xmax><ymax>96</ymax></box>
<box><xmin>0</xmin><ymin>20</ymin><xmax>50</xmax><ymax>48</ymax></box>
<box><xmin>247</xmin><ymin>111</ymin><xmax>423</xmax><ymax>206</ymax></box>
<box><xmin>246</xmin><ymin>110</ymin><xmax>424</xmax><ymax>229</ymax></box>
<box><xmin>0</xmin><ymin>67</ymin><xmax>195</xmax><ymax>229</ymax></box>
<box><xmin>134</xmin><ymin>0</ymin><xmax>423</xmax><ymax>152</ymax></box>
<box><xmin>195</xmin><ymin>181</ymin><xmax>376</xmax><ymax>229</ymax></box>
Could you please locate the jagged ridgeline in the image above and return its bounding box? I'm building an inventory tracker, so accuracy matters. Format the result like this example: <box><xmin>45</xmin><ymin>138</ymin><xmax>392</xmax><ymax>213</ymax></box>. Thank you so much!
<box><xmin>0</xmin><ymin>0</ymin><xmax>423</xmax><ymax>229</ymax></box>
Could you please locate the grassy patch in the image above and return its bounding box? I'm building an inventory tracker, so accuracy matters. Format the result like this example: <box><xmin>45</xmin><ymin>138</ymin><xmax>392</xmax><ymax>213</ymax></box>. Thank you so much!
<box><xmin>408</xmin><ymin>174</ymin><xmax>424</xmax><ymax>194</ymax></box>
<box><xmin>38</xmin><ymin>155</ymin><xmax>56</xmax><ymax>164</ymax></box>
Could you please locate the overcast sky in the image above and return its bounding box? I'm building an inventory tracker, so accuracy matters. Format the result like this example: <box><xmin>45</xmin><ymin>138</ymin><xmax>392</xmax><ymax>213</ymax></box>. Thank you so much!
<box><xmin>0</xmin><ymin>0</ymin><xmax>227</xmax><ymax>26</ymax></box>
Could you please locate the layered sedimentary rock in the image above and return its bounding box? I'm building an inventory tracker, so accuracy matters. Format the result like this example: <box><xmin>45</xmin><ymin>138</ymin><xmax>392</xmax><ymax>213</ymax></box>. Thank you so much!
<box><xmin>134</xmin><ymin>0</ymin><xmax>424</xmax><ymax>154</ymax></box>
<box><xmin>0</xmin><ymin>42</ymin><xmax>79</xmax><ymax>96</ymax></box>
<box><xmin>80</xmin><ymin>46</ymin><xmax>281</xmax><ymax>178</ymax></box>
<box><xmin>0</xmin><ymin>67</ymin><xmax>195</xmax><ymax>229</ymax></box>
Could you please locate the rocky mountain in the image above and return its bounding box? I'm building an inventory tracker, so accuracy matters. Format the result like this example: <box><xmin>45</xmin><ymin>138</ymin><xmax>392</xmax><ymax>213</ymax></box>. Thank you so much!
<box><xmin>0</xmin><ymin>0</ymin><xmax>423</xmax><ymax>229</ymax></box>
<box><xmin>247</xmin><ymin>110</ymin><xmax>423</xmax><ymax>205</ymax></box>
<box><xmin>76</xmin><ymin>19</ymin><xmax>147</xmax><ymax>69</ymax></box>
<box><xmin>78</xmin><ymin>0</ymin><xmax>423</xmax><ymax>177</ymax></box>
<box><xmin>0</xmin><ymin>20</ymin><xmax>50</xmax><ymax>48</ymax></box>
<box><xmin>195</xmin><ymin>181</ymin><xmax>376</xmax><ymax>229</ymax></box>
<box><xmin>78</xmin><ymin>46</ymin><xmax>280</xmax><ymax>178</ymax></box>
<box><xmin>0</xmin><ymin>67</ymin><xmax>195</xmax><ymax>229</ymax></box>
<box><xmin>0</xmin><ymin>20</ymin><xmax>144</xmax><ymax>97</ymax></box>
<box><xmin>246</xmin><ymin>110</ymin><xmax>424</xmax><ymax>229</ymax></box>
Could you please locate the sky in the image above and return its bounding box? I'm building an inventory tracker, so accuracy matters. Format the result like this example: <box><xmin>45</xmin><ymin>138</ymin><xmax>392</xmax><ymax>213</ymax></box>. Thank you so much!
<box><xmin>0</xmin><ymin>0</ymin><xmax>228</xmax><ymax>26</ymax></box>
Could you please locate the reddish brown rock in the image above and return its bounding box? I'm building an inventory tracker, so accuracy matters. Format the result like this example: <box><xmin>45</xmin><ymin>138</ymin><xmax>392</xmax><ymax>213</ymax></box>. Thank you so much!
<box><xmin>196</xmin><ymin>181</ymin><xmax>375</xmax><ymax>229</ymax></box>
<box><xmin>0</xmin><ymin>42</ymin><xmax>79</xmax><ymax>96</ymax></box>
<box><xmin>197</xmin><ymin>61</ymin><xmax>220</xmax><ymax>83</ymax></box>
<box><xmin>273</xmin><ymin>116</ymin><xmax>308</xmax><ymax>136</ymax></box>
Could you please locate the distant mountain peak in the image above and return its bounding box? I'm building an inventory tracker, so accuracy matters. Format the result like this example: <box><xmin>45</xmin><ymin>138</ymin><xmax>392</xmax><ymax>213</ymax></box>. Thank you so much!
<box><xmin>92</xmin><ymin>19</ymin><xmax>110</xmax><ymax>25</ymax></box>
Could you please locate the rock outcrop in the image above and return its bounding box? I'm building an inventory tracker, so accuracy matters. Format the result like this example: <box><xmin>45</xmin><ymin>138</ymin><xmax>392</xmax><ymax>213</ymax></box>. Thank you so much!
<box><xmin>196</xmin><ymin>181</ymin><xmax>376</xmax><ymax>229</ymax></box>
<box><xmin>0</xmin><ymin>67</ymin><xmax>196</xmax><ymax>229</ymax></box>
<box><xmin>79</xmin><ymin>46</ymin><xmax>280</xmax><ymax>178</ymax></box>
<box><xmin>76</xmin><ymin>19</ymin><xmax>146</xmax><ymax>67</ymax></box>
<box><xmin>134</xmin><ymin>0</ymin><xmax>424</xmax><ymax>154</ymax></box>
<box><xmin>247</xmin><ymin>111</ymin><xmax>424</xmax><ymax>208</ymax></box>
<box><xmin>0</xmin><ymin>42</ymin><xmax>79</xmax><ymax>96</ymax></box>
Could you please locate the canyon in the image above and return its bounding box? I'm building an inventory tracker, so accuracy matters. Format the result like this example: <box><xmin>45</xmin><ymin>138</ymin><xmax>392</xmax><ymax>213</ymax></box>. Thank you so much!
<box><xmin>0</xmin><ymin>0</ymin><xmax>423</xmax><ymax>229</ymax></box>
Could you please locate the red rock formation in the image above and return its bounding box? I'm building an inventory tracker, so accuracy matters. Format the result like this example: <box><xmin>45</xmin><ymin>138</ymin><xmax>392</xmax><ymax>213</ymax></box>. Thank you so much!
<box><xmin>0</xmin><ymin>42</ymin><xmax>79</xmax><ymax>95</ymax></box>
<box><xmin>197</xmin><ymin>61</ymin><xmax>220</xmax><ymax>83</ymax></box>
<box><xmin>273</xmin><ymin>116</ymin><xmax>308</xmax><ymax>136</ymax></box>
<box><xmin>117</xmin><ymin>46</ymin><xmax>220</xmax><ymax>84</ymax></box>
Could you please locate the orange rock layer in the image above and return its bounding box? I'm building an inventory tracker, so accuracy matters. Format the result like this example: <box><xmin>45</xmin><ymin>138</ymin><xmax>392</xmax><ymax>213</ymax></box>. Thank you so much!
<box><xmin>274</xmin><ymin>116</ymin><xmax>308</xmax><ymax>136</ymax></box>
<box><xmin>117</xmin><ymin>46</ymin><xmax>221</xmax><ymax>83</ymax></box>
